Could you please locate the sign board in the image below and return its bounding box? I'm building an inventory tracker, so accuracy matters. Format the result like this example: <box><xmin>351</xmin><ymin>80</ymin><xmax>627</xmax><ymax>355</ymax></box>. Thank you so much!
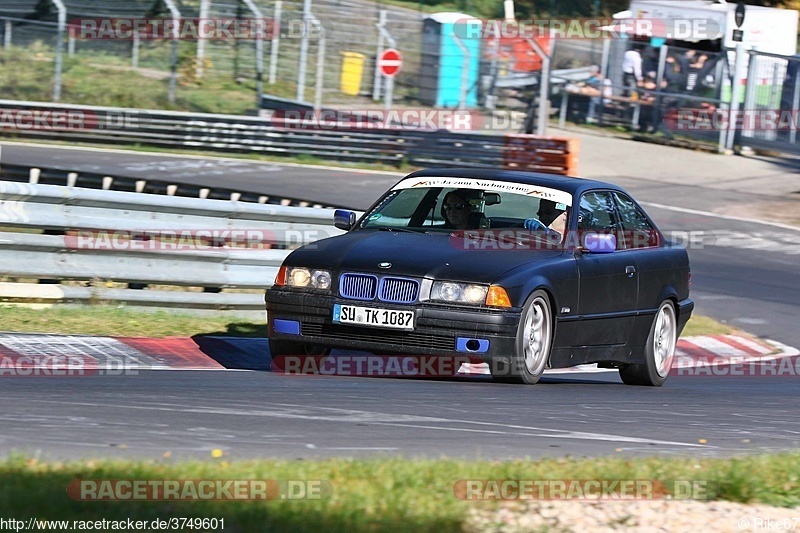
<box><xmin>379</xmin><ymin>49</ymin><xmax>402</xmax><ymax>78</ymax></box>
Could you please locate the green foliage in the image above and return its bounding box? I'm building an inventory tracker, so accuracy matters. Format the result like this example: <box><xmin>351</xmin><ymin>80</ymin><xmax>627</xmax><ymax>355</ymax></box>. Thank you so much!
<box><xmin>1</xmin><ymin>454</ymin><xmax>799</xmax><ymax>530</ymax></box>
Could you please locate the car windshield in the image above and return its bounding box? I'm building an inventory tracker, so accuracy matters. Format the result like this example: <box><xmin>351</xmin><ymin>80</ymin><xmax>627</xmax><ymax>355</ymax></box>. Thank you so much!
<box><xmin>359</xmin><ymin>177</ymin><xmax>573</xmax><ymax>242</ymax></box>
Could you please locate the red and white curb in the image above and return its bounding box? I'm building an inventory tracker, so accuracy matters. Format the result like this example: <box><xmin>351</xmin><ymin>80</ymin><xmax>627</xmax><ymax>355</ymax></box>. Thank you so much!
<box><xmin>0</xmin><ymin>333</ymin><xmax>795</xmax><ymax>376</ymax></box>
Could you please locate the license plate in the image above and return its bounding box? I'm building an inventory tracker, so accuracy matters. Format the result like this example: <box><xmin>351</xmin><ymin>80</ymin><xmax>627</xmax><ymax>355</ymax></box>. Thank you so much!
<box><xmin>333</xmin><ymin>304</ymin><xmax>415</xmax><ymax>330</ymax></box>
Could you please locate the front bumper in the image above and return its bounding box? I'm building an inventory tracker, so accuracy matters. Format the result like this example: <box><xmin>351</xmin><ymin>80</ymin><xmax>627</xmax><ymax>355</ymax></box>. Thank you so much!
<box><xmin>266</xmin><ymin>288</ymin><xmax>521</xmax><ymax>358</ymax></box>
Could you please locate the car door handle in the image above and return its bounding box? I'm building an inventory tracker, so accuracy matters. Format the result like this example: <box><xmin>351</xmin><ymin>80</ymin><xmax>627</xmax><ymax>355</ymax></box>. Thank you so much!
<box><xmin>625</xmin><ymin>265</ymin><xmax>636</xmax><ymax>278</ymax></box>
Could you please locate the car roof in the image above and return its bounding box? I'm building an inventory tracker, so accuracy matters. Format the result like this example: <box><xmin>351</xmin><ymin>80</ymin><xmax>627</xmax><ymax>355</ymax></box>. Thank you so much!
<box><xmin>404</xmin><ymin>168</ymin><xmax>626</xmax><ymax>197</ymax></box>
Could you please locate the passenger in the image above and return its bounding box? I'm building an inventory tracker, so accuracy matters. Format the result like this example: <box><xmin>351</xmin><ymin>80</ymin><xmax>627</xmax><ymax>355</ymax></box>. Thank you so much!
<box><xmin>527</xmin><ymin>199</ymin><xmax>567</xmax><ymax>239</ymax></box>
<box><xmin>536</xmin><ymin>199</ymin><xmax>566</xmax><ymax>226</ymax></box>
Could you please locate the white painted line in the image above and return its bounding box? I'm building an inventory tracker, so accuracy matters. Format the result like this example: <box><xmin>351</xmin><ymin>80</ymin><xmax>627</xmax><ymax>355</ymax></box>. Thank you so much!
<box><xmin>641</xmin><ymin>201</ymin><xmax>800</xmax><ymax>232</ymax></box>
<box><xmin>40</xmin><ymin>400</ymin><xmax>705</xmax><ymax>448</ymax></box>
<box><xmin>765</xmin><ymin>339</ymin><xmax>800</xmax><ymax>357</ymax></box>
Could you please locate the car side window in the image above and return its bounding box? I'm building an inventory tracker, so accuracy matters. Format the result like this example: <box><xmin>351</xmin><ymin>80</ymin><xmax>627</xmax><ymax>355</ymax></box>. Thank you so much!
<box><xmin>613</xmin><ymin>192</ymin><xmax>660</xmax><ymax>249</ymax></box>
<box><xmin>578</xmin><ymin>191</ymin><xmax>618</xmax><ymax>231</ymax></box>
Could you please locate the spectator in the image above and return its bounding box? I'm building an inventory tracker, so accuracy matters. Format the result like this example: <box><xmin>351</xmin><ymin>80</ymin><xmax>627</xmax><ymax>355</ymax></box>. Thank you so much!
<box><xmin>622</xmin><ymin>44</ymin><xmax>644</xmax><ymax>97</ymax></box>
<box><xmin>664</xmin><ymin>55</ymin><xmax>686</xmax><ymax>93</ymax></box>
<box><xmin>584</xmin><ymin>66</ymin><xmax>613</xmax><ymax>124</ymax></box>
<box><xmin>686</xmin><ymin>53</ymin><xmax>708</xmax><ymax>91</ymax></box>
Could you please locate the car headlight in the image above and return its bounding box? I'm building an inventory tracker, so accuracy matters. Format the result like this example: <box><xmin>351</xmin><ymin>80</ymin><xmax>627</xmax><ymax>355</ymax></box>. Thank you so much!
<box><xmin>280</xmin><ymin>266</ymin><xmax>332</xmax><ymax>290</ymax></box>
<box><xmin>430</xmin><ymin>281</ymin><xmax>488</xmax><ymax>304</ymax></box>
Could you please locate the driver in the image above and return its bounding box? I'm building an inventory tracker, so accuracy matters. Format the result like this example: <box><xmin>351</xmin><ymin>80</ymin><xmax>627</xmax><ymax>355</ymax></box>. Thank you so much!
<box><xmin>442</xmin><ymin>189</ymin><xmax>486</xmax><ymax>230</ymax></box>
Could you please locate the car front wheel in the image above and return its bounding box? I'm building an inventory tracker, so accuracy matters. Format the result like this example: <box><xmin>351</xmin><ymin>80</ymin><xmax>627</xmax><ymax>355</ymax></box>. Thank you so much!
<box><xmin>490</xmin><ymin>290</ymin><xmax>553</xmax><ymax>384</ymax></box>
<box><xmin>619</xmin><ymin>300</ymin><xmax>677</xmax><ymax>387</ymax></box>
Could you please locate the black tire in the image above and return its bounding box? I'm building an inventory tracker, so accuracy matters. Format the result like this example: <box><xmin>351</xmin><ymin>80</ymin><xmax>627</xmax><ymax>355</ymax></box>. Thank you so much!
<box><xmin>619</xmin><ymin>300</ymin><xmax>677</xmax><ymax>387</ymax></box>
<box><xmin>490</xmin><ymin>290</ymin><xmax>553</xmax><ymax>384</ymax></box>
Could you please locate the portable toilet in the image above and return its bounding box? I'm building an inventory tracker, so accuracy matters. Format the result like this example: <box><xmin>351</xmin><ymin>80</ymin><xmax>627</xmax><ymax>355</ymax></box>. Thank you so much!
<box><xmin>419</xmin><ymin>13</ymin><xmax>482</xmax><ymax>108</ymax></box>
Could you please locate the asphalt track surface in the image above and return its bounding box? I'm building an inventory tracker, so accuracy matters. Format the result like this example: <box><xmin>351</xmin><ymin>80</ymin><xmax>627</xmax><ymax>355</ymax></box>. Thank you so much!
<box><xmin>1</xmin><ymin>142</ymin><xmax>798</xmax><ymax>460</ymax></box>
<box><xmin>2</xmin><ymin>370</ymin><xmax>799</xmax><ymax>460</ymax></box>
<box><xmin>0</xmin><ymin>143</ymin><xmax>396</xmax><ymax>209</ymax></box>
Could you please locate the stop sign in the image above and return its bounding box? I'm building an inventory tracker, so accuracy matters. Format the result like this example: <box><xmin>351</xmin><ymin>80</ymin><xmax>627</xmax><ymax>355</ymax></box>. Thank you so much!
<box><xmin>379</xmin><ymin>48</ymin><xmax>402</xmax><ymax>78</ymax></box>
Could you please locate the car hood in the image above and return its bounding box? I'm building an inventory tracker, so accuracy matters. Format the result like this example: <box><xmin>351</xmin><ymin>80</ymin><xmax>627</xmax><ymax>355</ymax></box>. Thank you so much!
<box><xmin>286</xmin><ymin>229</ymin><xmax>564</xmax><ymax>283</ymax></box>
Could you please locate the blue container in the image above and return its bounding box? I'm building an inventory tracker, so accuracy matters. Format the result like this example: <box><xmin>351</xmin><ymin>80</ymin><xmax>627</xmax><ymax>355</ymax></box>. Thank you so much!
<box><xmin>420</xmin><ymin>13</ymin><xmax>482</xmax><ymax>108</ymax></box>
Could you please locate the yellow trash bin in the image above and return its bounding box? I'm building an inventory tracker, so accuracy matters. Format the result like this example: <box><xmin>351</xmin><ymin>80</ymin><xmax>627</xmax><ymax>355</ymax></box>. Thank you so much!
<box><xmin>340</xmin><ymin>52</ymin><xmax>366</xmax><ymax>96</ymax></box>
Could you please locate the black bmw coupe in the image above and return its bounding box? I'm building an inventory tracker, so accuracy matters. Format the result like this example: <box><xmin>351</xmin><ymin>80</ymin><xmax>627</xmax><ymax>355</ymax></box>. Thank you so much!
<box><xmin>266</xmin><ymin>168</ymin><xmax>693</xmax><ymax>386</ymax></box>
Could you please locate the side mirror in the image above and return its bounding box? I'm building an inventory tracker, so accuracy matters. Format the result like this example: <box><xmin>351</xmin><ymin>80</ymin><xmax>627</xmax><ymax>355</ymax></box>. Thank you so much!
<box><xmin>581</xmin><ymin>233</ymin><xmax>617</xmax><ymax>253</ymax></box>
<box><xmin>334</xmin><ymin>209</ymin><xmax>357</xmax><ymax>231</ymax></box>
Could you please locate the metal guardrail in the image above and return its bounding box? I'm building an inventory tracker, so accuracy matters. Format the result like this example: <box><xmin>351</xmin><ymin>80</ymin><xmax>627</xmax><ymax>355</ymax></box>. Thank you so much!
<box><xmin>0</xmin><ymin>180</ymin><xmax>346</xmax><ymax>316</ymax></box>
<box><xmin>0</xmin><ymin>99</ymin><xmax>580</xmax><ymax>174</ymax></box>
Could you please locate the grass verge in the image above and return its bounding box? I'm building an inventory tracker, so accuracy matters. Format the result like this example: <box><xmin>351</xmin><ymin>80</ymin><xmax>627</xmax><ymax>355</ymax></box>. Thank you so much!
<box><xmin>0</xmin><ymin>305</ymin><xmax>733</xmax><ymax>338</ymax></box>
<box><xmin>0</xmin><ymin>46</ymin><xmax>292</xmax><ymax>115</ymax></box>
<box><xmin>2</xmin><ymin>453</ymin><xmax>799</xmax><ymax>532</ymax></box>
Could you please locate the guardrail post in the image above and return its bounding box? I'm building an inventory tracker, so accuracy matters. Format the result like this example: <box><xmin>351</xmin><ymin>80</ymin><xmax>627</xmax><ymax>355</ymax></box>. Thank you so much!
<box><xmin>726</xmin><ymin>43</ymin><xmax>746</xmax><ymax>152</ymax></box>
<box><xmin>67</xmin><ymin>172</ymin><xmax>78</xmax><ymax>187</ymax></box>
<box><xmin>526</xmin><ymin>37</ymin><xmax>550</xmax><ymax>136</ymax></box>
<box><xmin>102</xmin><ymin>177</ymin><xmax>113</xmax><ymax>190</ymax></box>
<box><xmin>372</xmin><ymin>10</ymin><xmax>387</xmax><ymax>101</ymax></box>
<box><xmin>268</xmin><ymin>1</ymin><xmax>282</xmax><ymax>84</ymax></box>
<box><xmin>3</xmin><ymin>19</ymin><xmax>11</xmax><ymax>49</ymax></box>
<box><xmin>67</xmin><ymin>25</ymin><xmax>75</xmax><ymax>56</ymax></box>
<box><xmin>790</xmin><ymin>67</ymin><xmax>800</xmax><ymax>145</ymax></box>
<box><xmin>51</xmin><ymin>0</ymin><xmax>67</xmax><ymax>101</ymax></box>
<box><xmin>296</xmin><ymin>0</ymin><xmax>312</xmax><ymax>101</ymax></box>
<box><xmin>196</xmin><ymin>0</ymin><xmax>210</xmax><ymax>79</ymax></box>
<box><xmin>132</xmin><ymin>30</ymin><xmax>140</xmax><ymax>68</ymax></box>
<box><xmin>314</xmin><ymin>25</ymin><xmax>325</xmax><ymax>112</ymax></box>
<box><xmin>29</xmin><ymin>168</ymin><xmax>41</xmax><ymax>184</ymax></box>
<box><xmin>163</xmin><ymin>0</ymin><xmax>181</xmax><ymax>105</ymax></box>
<box><xmin>242</xmin><ymin>0</ymin><xmax>265</xmax><ymax>105</ymax></box>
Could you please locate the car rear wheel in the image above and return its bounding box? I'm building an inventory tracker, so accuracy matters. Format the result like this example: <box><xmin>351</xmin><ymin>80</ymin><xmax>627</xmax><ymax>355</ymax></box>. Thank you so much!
<box><xmin>619</xmin><ymin>300</ymin><xmax>676</xmax><ymax>387</ymax></box>
<box><xmin>490</xmin><ymin>290</ymin><xmax>552</xmax><ymax>384</ymax></box>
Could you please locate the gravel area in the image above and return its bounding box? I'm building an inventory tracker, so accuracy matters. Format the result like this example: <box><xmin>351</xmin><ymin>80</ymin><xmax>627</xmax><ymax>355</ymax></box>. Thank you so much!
<box><xmin>464</xmin><ymin>500</ymin><xmax>800</xmax><ymax>532</ymax></box>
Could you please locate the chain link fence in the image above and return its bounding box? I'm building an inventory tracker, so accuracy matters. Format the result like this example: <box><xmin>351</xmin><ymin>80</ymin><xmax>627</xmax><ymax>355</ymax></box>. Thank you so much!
<box><xmin>739</xmin><ymin>51</ymin><xmax>800</xmax><ymax>153</ymax></box>
<box><xmin>1</xmin><ymin>1</ymin><xmax>799</xmax><ymax>155</ymax></box>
